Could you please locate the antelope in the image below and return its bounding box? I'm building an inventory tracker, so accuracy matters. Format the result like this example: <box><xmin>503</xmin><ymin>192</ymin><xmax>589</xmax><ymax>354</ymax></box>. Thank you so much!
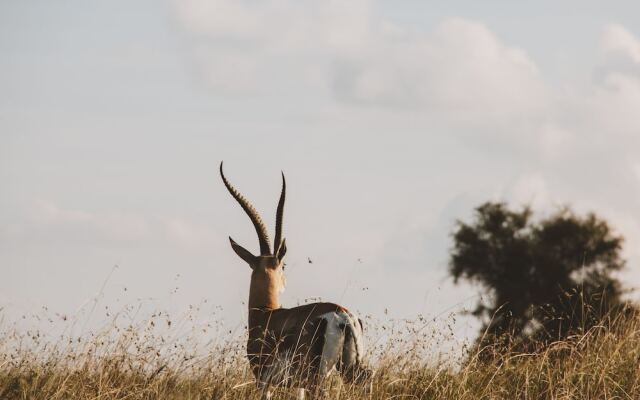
<box><xmin>220</xmin><ymin>162</ymin><xmax>371</xmax><ymax>399</ymax></box>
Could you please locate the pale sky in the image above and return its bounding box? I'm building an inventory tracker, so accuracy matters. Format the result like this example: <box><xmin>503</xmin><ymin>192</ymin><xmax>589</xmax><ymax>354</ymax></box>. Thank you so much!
<box><xmin>2</xmin><ymin>1</ymin><xmax>640</xmax><ymax>348</ymax></box>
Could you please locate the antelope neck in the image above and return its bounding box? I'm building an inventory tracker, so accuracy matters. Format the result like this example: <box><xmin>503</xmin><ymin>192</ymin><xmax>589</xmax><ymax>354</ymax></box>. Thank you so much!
<box><xmin>248</xmin><ymin>273</ymin><xmax>281</xmax><ymax>311</ymax></box>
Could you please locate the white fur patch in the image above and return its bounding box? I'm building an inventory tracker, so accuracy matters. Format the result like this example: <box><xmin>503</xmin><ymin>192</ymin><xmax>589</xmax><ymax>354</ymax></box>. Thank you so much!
<box><xmin>343</xmin><ymin>311</ymin><xmax>364</xmax><ymax>364</ymax></box>
<box><xmin>318</xmin><ymin>310</ymin><xmax>364</xmax><ymax>376</ymax></box>
<box><xmin>278</xmin><ymin>272</ymin><xmax>287</xmax><ymax>294</ymax></box>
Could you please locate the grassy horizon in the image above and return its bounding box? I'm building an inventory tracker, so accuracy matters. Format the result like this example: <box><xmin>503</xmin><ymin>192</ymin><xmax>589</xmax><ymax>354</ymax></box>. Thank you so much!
<box><xmin>1</xmin><ymin>304</ymin><xmax>639</xmax><ymax>399</ymax></box>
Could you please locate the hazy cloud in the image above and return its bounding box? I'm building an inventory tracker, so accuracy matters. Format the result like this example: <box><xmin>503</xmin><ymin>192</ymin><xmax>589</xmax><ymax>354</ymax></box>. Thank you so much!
<box><xmin>173</xmin><ymin>0</ymin><xmax>640</xmax><ymax>302</ymax></box>
<box><xmin>175</xmin><ymin>1</ymin><xmax>546</xmax><ymax>120</ymax></box>
<box><xmin>506</xmin><ymin>173</ymin><xmax>551</xmax><ymax>210</ymax></box>
<box><xmin>3</xmin><ymin>1</ymin><xmax>640</xmax><ymax>345</ymax></box>
<box><xmin>1</xmin><ymin>201</ymin><xmax>222</xmax><ymax>253</ymax></box>
<box><xmin>603</xmin><ymin>24</ymin><xmax>640</xmax><ymax>64</ymax></box>
<box><xmin>332</xmin><ymin>18</ymin><xmax>545</xmax><ymax>117</ymax></box>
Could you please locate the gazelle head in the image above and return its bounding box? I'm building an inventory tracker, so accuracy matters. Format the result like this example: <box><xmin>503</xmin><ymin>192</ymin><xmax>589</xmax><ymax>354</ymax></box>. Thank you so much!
<box><xmin>220</xmin><ymin>162</ymin><xmax>288</xmax><ymax>307</ymax></box>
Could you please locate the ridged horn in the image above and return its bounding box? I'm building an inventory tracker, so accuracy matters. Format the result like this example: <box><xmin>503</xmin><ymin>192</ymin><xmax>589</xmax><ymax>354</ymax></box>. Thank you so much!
<box><xmin>274</xmin><ymin>171</ymin><xmax>286</xmax><ymax>253</ymax></box>
<box><xmin>220</xmin><ymin>162</ymin><xmax>272</xmax><ymax>255</ymax></box>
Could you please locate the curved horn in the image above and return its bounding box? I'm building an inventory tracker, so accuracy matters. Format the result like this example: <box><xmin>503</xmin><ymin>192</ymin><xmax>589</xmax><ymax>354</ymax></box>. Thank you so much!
<box><xmin>220</xmin><ymin>162</ymin><xmax>272</xmax><ymax>255</ymax></box>
<box><xmin>274</xmin><ymin>171</ymin><xmax>286</xmax><ymax>253</ymax></box>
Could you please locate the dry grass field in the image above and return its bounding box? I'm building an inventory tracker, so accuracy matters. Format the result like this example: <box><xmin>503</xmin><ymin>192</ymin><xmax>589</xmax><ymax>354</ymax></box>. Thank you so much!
<box><xmin>1</xmin><ymin>306</ymin><xmax>639</xmax><ymax>400</ymax></box>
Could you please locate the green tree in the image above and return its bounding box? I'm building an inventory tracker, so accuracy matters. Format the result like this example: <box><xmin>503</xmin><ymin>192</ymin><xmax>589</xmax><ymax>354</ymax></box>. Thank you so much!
<box><xmin>450</xmin><ymin>202</ymin><xmax>629</xmax><ymax>348</ymax></box>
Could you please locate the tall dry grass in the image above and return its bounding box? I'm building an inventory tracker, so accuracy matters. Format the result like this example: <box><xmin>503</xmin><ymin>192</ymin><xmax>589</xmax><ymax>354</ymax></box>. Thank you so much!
<box><xmin>1</xmin><ymin>305</ymin><xmax>639</xmax><ymax>400</ymax></box>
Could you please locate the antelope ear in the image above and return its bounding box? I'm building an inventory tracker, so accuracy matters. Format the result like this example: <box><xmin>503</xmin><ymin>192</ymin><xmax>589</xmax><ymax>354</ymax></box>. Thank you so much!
<box><xmin>229</xmin><ymin>237</ymin><xmax>257</xmax><ymax>268</ymax></box>
<box><xmin>276</xmin><ymin>238</ymin><xmax>287</xmax><ymax>261</ymax></box>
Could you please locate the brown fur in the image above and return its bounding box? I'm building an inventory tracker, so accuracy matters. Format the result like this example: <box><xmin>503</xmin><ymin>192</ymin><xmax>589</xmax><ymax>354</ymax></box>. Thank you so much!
<box><xmin>247</xmin><ymin>302</ymin><xmax>350</xmax><ymax>386</ymax></box>
<box><xmin>246</xmin><ymin>256</ymin><xmax>350</xmax><ymax>385</ymax></box>
<box><xmin>248</xmin><ymin>257</ymin><xmax>284</xmax><ymax>310</ymax></box>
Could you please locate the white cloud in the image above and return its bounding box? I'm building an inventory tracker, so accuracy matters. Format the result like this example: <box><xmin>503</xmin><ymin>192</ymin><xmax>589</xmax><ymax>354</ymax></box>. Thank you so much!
<box><xmin>538</xmin><ymin>124</ymin><xmax>575</xmax><ymax>159</ymax></box>
<box><xmin>602</xmin><ymin>24</ymin><xmax>640</xmax><ymax>64</ymax></box>
<box><xmin>507</xmin><ymin>173</ymin><xmax>552</xmax><ymax>210</ymax></box>
<box><xmin>164</xmin><ymin>217</ymin><xmax>220</xmax><ymax>250</ymax></box>
<box><xmin>29</xmin><ymin>201</ymin><xmax>151</xmax><ymax>242</ymax></box>
<box><xmin>588</xmin><ymin>26</ymin><xmax>640</xmax><ymax>150</ymax></box>
<box><xmin>632</xmin><ymin>161</ymin><xmax>640</xmax><ymax>183</ymax></box>
<box><xmin>175</xmin><ymin>5</ymin><xmax>640</xmax><ymax>299</ymax></box>
<box><xmin>2</xmin><ymin>201</ymin><xmax>222</xmax><ymax>253</ymax></box>
<box><xmin>172</xmin><ymin>3</ymin><xmax>640</xmax><ymax>300</ymax></box>
<box><xmin>193</xmin><ymin>48</ymin><xmax>260</xmax><ymax>92</ymax></box>
<box><xmin>174</xmin><ymin>0</ymin><xmax>373</xmax><ymax>94</ymax></box>
<box><xmin>591</xmin><ymin>72</ymin><xmax>640</xmax><ymax>138</ymax></box>
<box><xmin>334</xmin><ymin>18</ymin><xmax>545</xmax><ymax>117</ymax></box>
<box><xmin>175</xmin><ymin>0</ymin><xmax>372</xmax><ymax>49</ymax></box>
<box><xmin>6</xmin><ymin>1</ymin><xmax>640</xmax><ymax>347</ymax></box>
<box><xmin>173</xmin><ymin>1</ymin><xmax>640</xmax><ymax>160</ymax></box>
<box><xmin>174</xmin><ymin>0</ymin><xmax>546</xmax><ymax>121</ymax></box>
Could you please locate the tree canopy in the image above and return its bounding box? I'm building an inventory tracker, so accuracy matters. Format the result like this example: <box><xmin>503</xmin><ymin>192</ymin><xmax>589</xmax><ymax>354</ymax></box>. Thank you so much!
<box><xmin>449</xmin><ymin>202</ymin><xmax>629</xmax><ymax>347</ymax></box>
